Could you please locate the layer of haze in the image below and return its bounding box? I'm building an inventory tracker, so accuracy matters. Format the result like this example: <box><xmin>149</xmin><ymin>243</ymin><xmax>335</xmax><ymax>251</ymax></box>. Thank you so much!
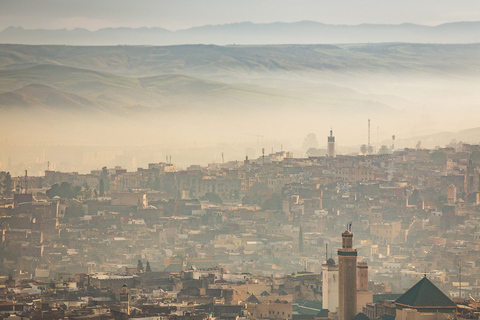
<box><xmin>1</xmin><ymin>43</ymin><xmax>480</xmax><ymax>176</ymax></box>
<box><xmin>1</xmin><ymin>0</ymin><xmax>480</xmax><ymax>31</ymax></box>
<box><xmin>1</xmin><ymin>0</ymin><xmax>480</xmax><ymax>175</ymax></box>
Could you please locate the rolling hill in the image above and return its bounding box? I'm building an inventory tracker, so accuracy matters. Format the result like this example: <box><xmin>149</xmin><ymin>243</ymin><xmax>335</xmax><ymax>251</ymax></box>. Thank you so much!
<box><xmin>1</xmin><ymin>43</ymin><xmax>479</xmax><ymax>151</ymax></box>
<box><xmin>0</xmin><ymin>84</ymin><xmax>98</xmax><ymax>112</ymax></box>
<box><xmin>0</xmin><ymin>64</ymin><xmax>400</xmax><ymax>116</ymax></box>
<box><xmin>1</xmin><ymin>43</ymin><xmax>480</xmax><ymax>80</ymax></box>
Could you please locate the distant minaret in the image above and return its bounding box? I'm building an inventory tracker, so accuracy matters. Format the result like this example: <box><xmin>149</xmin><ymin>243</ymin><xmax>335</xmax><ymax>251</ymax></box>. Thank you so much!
<box><xmin>357</xmin><ymin>262</ymin><xmax>368</xmax><ymax>291</ymax></box>
<box><xmin>120</xmin><ymin>283</ymin><xmax>130</xmax><ymax>315</ymax></box>
<box><xmin>328</xmin><ymin>129</ymin><xmax>335</xmax><ymax>157</ymax></box>
<box><xmin>299</xmin><ymin>227</ymin><xmax>304</xmax><ymax>253</ymax></box>
<box><xmin>356</xmin><ymin>261</ymin><xmax>373</xmax><ymax>313</ymax></box>
<box><xmin>322</xmin><ymin>244</ymin><xmax>339</xmax><ymax>311</ymax></box>
<box><xmin>338</xmin><ymin>224</ymin><xmax>357</xmax><ymax>320</ymax></box>
<box><xmin>368</xmin><ymin>119</ymin><xmax>371</xmax><ymax>154</ymax></box>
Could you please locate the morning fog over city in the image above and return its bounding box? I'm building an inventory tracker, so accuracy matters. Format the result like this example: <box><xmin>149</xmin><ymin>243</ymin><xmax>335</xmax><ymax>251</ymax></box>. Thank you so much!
<box><xmin>1</xmin><ymin>1</ymin><xmax>480</xmax><ymax>320</ymax></box>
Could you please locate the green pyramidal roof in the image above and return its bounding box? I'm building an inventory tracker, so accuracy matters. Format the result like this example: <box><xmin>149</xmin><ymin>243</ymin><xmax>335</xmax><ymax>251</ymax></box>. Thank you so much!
<box><xmin>352</xmin><ymin>313</ymin><xmax>371</xmax><ymax>320</ymax></box>
<box><xmin>246</xmin><ymin>294</ymin><xmax>261</xmax><ymax>304</ymax></box>
<box><xmin>395</xmin><ymin>277</ymin><xmax>456</xmax><ymax>308</ymax></box>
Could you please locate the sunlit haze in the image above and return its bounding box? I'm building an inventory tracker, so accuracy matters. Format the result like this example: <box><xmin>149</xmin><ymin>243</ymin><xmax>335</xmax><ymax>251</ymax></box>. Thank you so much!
<box><xmin>1</xmin><ymin>3</ymin><xmax>480</xmax><ymax>316</ymax></box>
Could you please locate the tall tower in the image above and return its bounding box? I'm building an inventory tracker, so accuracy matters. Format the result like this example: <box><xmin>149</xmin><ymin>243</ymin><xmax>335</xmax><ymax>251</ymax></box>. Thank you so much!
<box><xmin>120</xmin><ymin>283</ymin><xmax>130</xmax><ymax>315</ymax></box>
<box><xmin>367</xmin><ymin>119</ymin><xmax>371</xmax><ymax>154</ymax></box>
<box><xmin>299</xmin><ymin>227</ymin><xmax>304</xmax><ymax>253</ymax></box>
<box><xmin>356</xmin><ymin>261</ymin><xmax>373</xmax><ymax>313</ymax></box>
<box><xmin>322</xmin><ymin>256</ymin><xmax>339</xmax><ymax>311</ymax></box>
<box><xmin>357</xmin><ymin>262</ymin><xmax>368</xmax><ymax>291</ymax></box>
<box><xmin>328</xmin><ymin>129</ymin><xmax>335</xmax><ymax>157</ymax></box>
<box><xmin>338</xmin><ymin>224</ymin><xmax>357</xmax><ymax>320</ymax></box>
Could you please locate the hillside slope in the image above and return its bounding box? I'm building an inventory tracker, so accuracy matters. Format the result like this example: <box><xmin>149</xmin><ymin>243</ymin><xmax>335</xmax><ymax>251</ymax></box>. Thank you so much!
<box><xmin>1</xmin><ymin>44</ymin><xmax>480</xmax><ymax>79</ymax></box>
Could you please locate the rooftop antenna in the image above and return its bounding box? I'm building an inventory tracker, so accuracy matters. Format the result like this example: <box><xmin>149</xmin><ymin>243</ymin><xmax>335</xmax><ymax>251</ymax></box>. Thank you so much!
<box><xmin>326</xmin><ymin>243</ymin><xmax>328</xmax><ymax>261</ymax></box>
<box><xmin>368</xmin><ymin>119</ymin><xmax>371</xmax><ymax>154</ymax></box>
<box><xmin>222</xmin><ymin>152</ymin><xmax>224</xmax><ymax>164</ymax></box>
<box><xmin>47</xmin><ymin>161</ymin><xmax>50</xmax><ymax>170</ymax></box>
<box><xmin>262</xmin><ymin>148</ymin><xmax>265</xmax><ymax>164</ymax></box>
<box><xmin>459</xmin><ymin>257</ymin><xmax>462</xmax><ymax>300</ymax></box>
<box><xmin>24</xmin><ymin>170</ymin><xmax>28</xmax><ymax>194</ymax></box>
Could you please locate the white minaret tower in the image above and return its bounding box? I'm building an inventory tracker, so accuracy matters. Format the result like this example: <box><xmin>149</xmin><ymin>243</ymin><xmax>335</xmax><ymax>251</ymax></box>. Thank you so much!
<box><xmin>328</xmin><ymin>129</ymin><xmax>335</xmax><ymax>157</ymax></box>
<box><xmin>322</xmin><ymin>244</ymin><xmax>339</xmax><ymax>311</ymax></box>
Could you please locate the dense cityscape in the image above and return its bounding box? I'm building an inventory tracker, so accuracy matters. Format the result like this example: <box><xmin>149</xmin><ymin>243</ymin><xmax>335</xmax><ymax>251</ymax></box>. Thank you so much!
<box><xmin>1</xmin><ymin>133</ymin><xmax>480</xmax><ymax>320</ymax></box>
<box><xmin>2</xmin><ymin>2</ymin><xmax>480</xmax><ymax>320</ymax></box>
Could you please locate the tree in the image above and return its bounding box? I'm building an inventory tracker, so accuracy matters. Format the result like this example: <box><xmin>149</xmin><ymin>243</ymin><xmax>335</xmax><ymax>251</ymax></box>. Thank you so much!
<box><xmin>99</xmin><ymin>179</ymin><xmax>105</xmax><ymax>197</ymax></box>
<box><xmin>65</xmin><ymin>200</ymin><xmax>83</xmax><ymax>217</ymax></box>
<box><xmin>233</xmin><ymin>190</ymin><xmax>240</xmax><ymax>201</ymax></box>
<box><xmin>2</xmin><ymin>172</ymin><xmax>13</xmax><ymax>196</ymax></box>
<box><xmin>200</xmin><ymin>192</ymin><xmax>223</xmax><ymax>204</ymax></box>
<box><xmin>145</xmin><ymin>261</ymin><xmax>152</xmax><ymax>272</ymax></box>
<box><xmin>367</xmin><ymin>145</ymin><xmax>374</xmax><ymax>154</ymax></box>
<box><xmin>74</xmin><ymin>185</ymin><xmax>82</xmax><ymax>197</ymax></box>
<box><xmin>137</xmin><ymin>260</ymin><xmax>144</xmax><ymax>273</ymax></box>
<box><xmin>298</xmin><ymin>227</ymin><xmax>304</xmax><ymax>253</ymax></box>
<box><xmin>242</xmin><ymin>193</ymin><xmax>261</xmax><ymax>206</ymax></box>
<box><xmin>378</xmin><ymin>145</ymin><xmax>390</xmax><ymax>155</ymax></box>
<box><xmin>46</xmin><ymin>182</ymin><xmax>80</xmax><ymax>199</ymax></box>
<box><xmin>261</xmin><ymin>193</ymin><xmax>282</xmax><ymax>211</ymax></box>
<box><xmin>302</xmin><ymin>133</ymin><xmax>319</xmax><ymax>151</ymax></box>
<box><xmin>99</xmin><ymin>166</ymin><xmax>109</xmax><ymax>195</ymax></box>
<box><xmin>82</xmin><ymin>184</ymin><xmax>93</xmax><ymax>199</ymax></box>
<box><xmin>416</xmin><ymin>141</ymin><xmax>422</xmax><ymax>149</ymax></box>
<box><xmin>360</xmin><ymin>145</ymin><xmax>367</xmax><ymax>154</ymax></box>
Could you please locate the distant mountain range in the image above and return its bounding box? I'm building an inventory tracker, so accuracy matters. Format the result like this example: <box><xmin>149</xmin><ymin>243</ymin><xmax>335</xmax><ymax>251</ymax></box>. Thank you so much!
<box><xmin>2</xmin><ymin>21</ymin><xmax>480</xmax><ymax>45</ymax></box>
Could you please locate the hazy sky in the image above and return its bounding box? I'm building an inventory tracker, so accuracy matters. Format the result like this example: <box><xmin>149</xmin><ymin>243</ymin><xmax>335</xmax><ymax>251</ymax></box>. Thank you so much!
<box><xmin>1</xmin><ymin>0</ymin><xmax>480</xmax><ymax>31</ymax></box>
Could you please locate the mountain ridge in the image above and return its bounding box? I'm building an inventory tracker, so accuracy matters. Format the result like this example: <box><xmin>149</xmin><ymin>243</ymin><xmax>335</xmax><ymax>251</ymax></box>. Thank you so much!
<box><xmin>2</xmin><ymin>21</ymin><xmax>480</xmax><ymax>45</ymax></box>
<box><xmin>5</xmin><ymin>20</ymin><xmax>480</xmax><ymax>32</ymax></box>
